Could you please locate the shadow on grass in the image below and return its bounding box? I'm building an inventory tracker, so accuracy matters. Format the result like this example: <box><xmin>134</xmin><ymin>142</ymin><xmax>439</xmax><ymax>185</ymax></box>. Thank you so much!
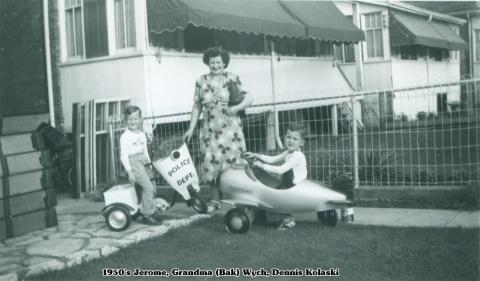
<box><xmin>31</xmin><ymin>215</ymin><xmax>479</xmax><ymax>281</ymax></box>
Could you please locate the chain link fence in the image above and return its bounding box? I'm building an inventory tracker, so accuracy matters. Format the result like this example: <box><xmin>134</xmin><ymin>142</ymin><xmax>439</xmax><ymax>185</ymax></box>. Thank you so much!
<box><xmin>107</xmin><ymin>78</ymin><xmax>479</xmax><ymax>187</ymax></box>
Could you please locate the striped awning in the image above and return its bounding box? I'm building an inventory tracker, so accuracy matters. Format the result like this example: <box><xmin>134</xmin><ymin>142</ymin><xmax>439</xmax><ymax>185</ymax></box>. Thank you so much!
<box><xmin>147</xmin><ymin>0</ymin><xmax>365</xmax><ymax>43</ymax></box>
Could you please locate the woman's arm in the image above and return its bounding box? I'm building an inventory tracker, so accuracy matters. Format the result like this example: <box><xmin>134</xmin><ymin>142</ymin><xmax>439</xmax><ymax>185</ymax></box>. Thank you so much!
<box><xmin>226</xmin><ymin>73</ymin><xmax>254</xmax><ymax>115</ymax></box>
<box><xmin>184</xmin><ymin>101</ymin><xmax>202</xmax><ymax>142</ymax></box>
<box><xmin>184</xmin><ymin>80</ymin><xmax>203</xmax><ymax>142</ymax></box>
<box><xmin>232</xmin><ymin>94</ymin><xmax>254</xmax><ymax>112</ymax></box>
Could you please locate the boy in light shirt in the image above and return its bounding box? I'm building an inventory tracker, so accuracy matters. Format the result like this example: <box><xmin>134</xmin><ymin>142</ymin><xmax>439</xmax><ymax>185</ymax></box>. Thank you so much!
<box><xmin>120</xmin><ymin>106</ymin><xmax>158</xmax><ymax>224</ymax></box>
<box><xmin>244</xmin><ymin>122</ymin><xmax>308</xmax><ymax>229</ymax></box>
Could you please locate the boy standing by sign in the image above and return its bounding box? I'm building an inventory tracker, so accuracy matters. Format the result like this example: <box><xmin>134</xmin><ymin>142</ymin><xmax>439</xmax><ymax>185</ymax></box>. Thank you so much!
<box><xmin>120</xmin><ymin>106</ymin><xmax>157</xmax><ymax>224</ymax></box>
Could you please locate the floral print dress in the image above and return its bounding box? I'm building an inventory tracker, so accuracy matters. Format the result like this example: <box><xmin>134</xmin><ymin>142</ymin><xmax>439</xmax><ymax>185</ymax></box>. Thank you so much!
<box><xmin>194</xmin><ymin>71</ymin><xmax>247</xmax><ymax>183</ymax></box>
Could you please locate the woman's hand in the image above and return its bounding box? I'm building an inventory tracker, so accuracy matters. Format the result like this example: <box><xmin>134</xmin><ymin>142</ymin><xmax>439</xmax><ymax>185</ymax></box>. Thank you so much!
<box><xmin>242</xmin><ymin>151</ymin><xmax>257</xmax><ymax>159</ymax></box>
<box><xmin>225</xmin><ymin>106</ymin><xmax>240</xmax><ymax>116</ymax></box>
<box><xmin>184</xmin><ymin>129</ymin><xmax>194</xmax><ymax>143</ymax></box>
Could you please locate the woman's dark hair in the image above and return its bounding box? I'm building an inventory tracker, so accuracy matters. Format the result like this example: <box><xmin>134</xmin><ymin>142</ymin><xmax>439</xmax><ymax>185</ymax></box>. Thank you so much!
<box><xmin>124</xmin><ymin>105</ymin><xmax>142</xmax><ymax>118</ymax></box>
<box><xmin>202</xmin><ymin>47</ymin><xmax>230</xmax><ymax>68</ymax></box>
<box><xmin>287</xmin><ymin>122</ymin><xmax>307</xmax><ymax>140</ymax></box>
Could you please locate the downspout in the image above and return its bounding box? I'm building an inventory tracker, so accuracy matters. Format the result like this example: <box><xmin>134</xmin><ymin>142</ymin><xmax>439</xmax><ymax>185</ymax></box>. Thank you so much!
<box><xmin>43</xmin><ymin>0</ymin><xmax>55</xmax><ymax>127</ymax></box>
<box><xmin>269</xmin><ymin>41</ymin><xmax>283</xmax><ymax>149</ymax></box>
<box><xmin>467</xmin><ymin>12</ymin><xmax>474</xmax><ymax>77</ymax></box>
<box><xmin>143</xmin><ymin>0</ymin><xmax>153</xmax><ymax>118</ymax></box>
<box><xmin>352</xmin><ymin>1</ymin><xmax>362</xmax><ymax>189</ymax></box>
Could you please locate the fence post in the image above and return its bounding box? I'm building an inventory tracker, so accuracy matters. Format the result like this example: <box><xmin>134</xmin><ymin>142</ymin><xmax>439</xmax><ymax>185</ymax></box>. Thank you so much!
<box><xmin>351</xmin><ymin>97</ymin><xmax>359</xmax><ymax>189</ymax></box>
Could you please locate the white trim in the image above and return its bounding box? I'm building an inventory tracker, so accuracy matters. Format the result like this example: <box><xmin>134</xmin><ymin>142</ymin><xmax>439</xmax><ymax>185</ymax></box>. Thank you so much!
<box><xmin>359</xmin><ymin>0</ymin><xmax>466</xmax><ymax>25</ymax></box>
<box><xmin>43</xmin><ymin>0</ymin><xmax>55</xmax><ymax>127</ymax></box>
<box><xmin>59</xmin><ymin>0</ymin><xmax>67</xmax><ymax>62</ymax></box>
<box><xmin>106</xmin><ymin>0</ymin><xmax>115</xmax><ymax>56</ymax></box>
<box><xmin>60</xmin><ymin>51</ymin><xmax>143</xmax><ymax>67</ymax></box>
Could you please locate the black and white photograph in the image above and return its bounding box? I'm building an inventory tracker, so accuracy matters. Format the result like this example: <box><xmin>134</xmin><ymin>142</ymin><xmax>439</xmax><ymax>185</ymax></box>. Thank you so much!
<box><xmin>0</xmin><ymin>0</ymin><xmax>478</xmax><ymax>280</ymax></box>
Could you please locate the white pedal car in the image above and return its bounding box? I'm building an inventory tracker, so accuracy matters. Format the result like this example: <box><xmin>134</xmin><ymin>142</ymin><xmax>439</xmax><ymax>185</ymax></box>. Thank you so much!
<box><xmin>220</xmin><ymin>163</ymin><xmax>354</xmax><ymax>234</ymax></box>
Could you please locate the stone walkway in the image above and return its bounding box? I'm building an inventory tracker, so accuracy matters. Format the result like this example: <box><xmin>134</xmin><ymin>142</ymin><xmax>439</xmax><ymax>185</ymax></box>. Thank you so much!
<box><xmin>0</xmin><ymin>211</ymin><xmax>210</xmax><ymax>281</ymax></box>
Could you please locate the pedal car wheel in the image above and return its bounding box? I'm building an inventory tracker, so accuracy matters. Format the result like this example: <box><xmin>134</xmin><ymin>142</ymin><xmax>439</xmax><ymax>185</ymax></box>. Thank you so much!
<box><xmin>105</xmin><ymin>206</ymin><xmax>131</xmax><ymax>231</ymax></box>
<box><xmin>155</xmin><ymin>187</ymin><xmax>178</xmax><ymax>208</ymax></box>
<box><xmin>225</xmin><ymin>208</ymin><xmax>251</xmax><ymax>234</ymax></box>
<box><xmin>317</xmin><ymin>210</ymin><xmax>338</xmax><ymax>227</ymax></box>
<box><xmin>188</xmin><ymin>192</ymin><xmax>208</xmax><ymax>214</ymax></box>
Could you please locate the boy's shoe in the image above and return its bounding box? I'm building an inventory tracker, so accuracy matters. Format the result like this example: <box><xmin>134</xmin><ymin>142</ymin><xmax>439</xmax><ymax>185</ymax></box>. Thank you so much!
<box><xmin>277</xmin><ymin>218</ymin><xmax>296</xmax><ymax>230</ymax></box>
<box><xmin>142</xmin><ymin>215</ymin><xmax>157</xmax><ymax>225</ymax></box>
<box><xmin>206</xmin><ymin>200</ymin><xmax>221</xmax><ymax>213</ymax></box>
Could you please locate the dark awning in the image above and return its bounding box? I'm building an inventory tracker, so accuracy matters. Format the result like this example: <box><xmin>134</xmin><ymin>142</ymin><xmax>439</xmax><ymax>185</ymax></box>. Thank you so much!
<box><xmin>390</xmin><ymin>13</ymin><xmax>466</xmax><ymax>50</ymax></box>
<box><xmin>147</xmin><ymin>0</ymin><xmax>364</xmax><ymax>43</ymax></box>
<box><xmin>147</xmin><ymin>0</ymin><xmax>306</xmax><ymax>38</ymax></box>
<box><xmin>279</xmin><ymin>1</ymin><xmax>365</xmax><ymax>42</ymax></box>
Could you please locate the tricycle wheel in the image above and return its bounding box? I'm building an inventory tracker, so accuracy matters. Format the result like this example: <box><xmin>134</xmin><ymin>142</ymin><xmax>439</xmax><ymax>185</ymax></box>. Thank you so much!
<box><xmin>187</xmin><ymin>191</ymin><xmax>207</xmax><ymax>214</ymax></box>
<box><xmin>104</xmin><ymin>205</ymin><xmax>131</xmax><ymax>231</ymax></box>
<box><xmin>225</xmin><ymin>208</ymin><xmax>251</xmax><ymax>234</ymax></box>
<box><xmin>317</xmin><ymin>210</ymin><xmax>338</xmax><ymax>227</ymax></box>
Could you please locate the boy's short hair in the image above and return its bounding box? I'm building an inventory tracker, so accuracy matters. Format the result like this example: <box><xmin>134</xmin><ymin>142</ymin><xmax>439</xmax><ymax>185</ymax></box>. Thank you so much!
<box><xmin>202</xmin><ymin>47</ymin><xmax>230</xmax><ymax>68</ymax></box>
<box><xmin>287</xmin><ymin>122</ymin><xmax>307</xmax><ymax>139</ymax></box>
<box><xmin>124</xmin><ymin>105</ymin><xmax>142</xmax><ymax>118</ymax></box>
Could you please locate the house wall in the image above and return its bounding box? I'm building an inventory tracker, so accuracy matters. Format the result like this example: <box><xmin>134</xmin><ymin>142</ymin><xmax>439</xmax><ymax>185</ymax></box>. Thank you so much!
<box><xmin>472</xmin><ymin>15</ymin><xmax>480</xmax><ymax>78</ymax></box>
<box><xmin>60</xmin><ymin>54</ymin><xmax>147</xmax><ymax>130</ymax></box>
<box><xmin>390</xmin><ymin>59</ymin><xmax>460</xmax><ymax>118</ymax></box>
<box><xmin>146</xmin><ymin>51</ymin><xmax>354</xmax><ymax>117</ymax></box>
<box><xmin>0</xmin><ymin>0</ymin><xmax>49</xmax><ymax>118</ymax></box>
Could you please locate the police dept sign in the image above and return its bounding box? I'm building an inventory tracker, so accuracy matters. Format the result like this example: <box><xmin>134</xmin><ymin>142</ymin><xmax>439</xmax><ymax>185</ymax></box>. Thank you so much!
<box><xmin>152</xmin><ymin>143</ymin><xmax>200</xmax><ymax>200</ymax></box>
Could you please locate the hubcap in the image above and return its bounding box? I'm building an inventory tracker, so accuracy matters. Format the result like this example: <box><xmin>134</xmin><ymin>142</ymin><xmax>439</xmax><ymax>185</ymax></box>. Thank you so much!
<box><xmin>109</xmin><ymin>210</ymin><xmax>127</xmax><ymax>229</ymax></box>
<box><xmin>230</xmin><ymin>216</ymin><xmax>244</xmax><ymax>230</ymax></box>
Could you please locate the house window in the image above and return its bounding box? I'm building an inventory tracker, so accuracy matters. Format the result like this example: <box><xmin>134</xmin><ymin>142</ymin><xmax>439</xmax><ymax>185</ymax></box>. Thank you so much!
<box><xmin>429</xmin><ymin>48</ymin><xmax>443</xmax><ymax>62</ymax></box>
<box><xmin>437</xmin><ymin>93</ymin><xmax>448</xmax><ymax>113</ymax></box>
<box><xmin>84</xmin><ymin>0</ymin><xmax>109</xmax><ymax>58</ymax></box>
<box><xmin>364</xmin><ymin>12</ymin><xmax>384</xmax><ymax>59</ymax></box>
<box><xmin>152</xmin><ymin>24</ymin><xmax>335</xmax><ymax>57</ymax></box>
<box><xmin>114</xmin><ymin>0</ymin><xmax>136</xmax><ymax>49</ymax></box>
<box><xmin>476</xmin><ymin>30</ymin><xmax>480</xmax><ymax>60</ymax></box>
<box><xmin>335</xmin><ymin>43</ymin><xmax>355</xmax><ymax>63</ymax></box>
<box><xmin>400</xmin><ymin>46</ymin><xmax>418</xmax><ymax>60</ymax></box>
<box><xmin>65</xmin><ymin>0</ymin><xmax>84</xmax><ymax>57</ymax></box>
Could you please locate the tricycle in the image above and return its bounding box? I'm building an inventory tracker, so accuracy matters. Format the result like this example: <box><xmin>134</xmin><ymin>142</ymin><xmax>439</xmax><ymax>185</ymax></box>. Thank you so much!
<box><xmin>102</xmin><ymin>142</ymin><xmax>207</xmax><ymax>231</ymax></box>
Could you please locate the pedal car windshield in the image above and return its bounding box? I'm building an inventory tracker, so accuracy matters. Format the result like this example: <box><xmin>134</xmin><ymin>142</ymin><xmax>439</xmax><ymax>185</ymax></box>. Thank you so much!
<box><xmin>251</xmin><ymin>167</ymin><xmax>295</xmax><ymax>190</ymax></box>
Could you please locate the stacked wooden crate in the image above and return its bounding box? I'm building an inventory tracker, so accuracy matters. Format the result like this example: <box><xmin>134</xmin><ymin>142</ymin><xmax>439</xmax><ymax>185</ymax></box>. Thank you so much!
<box><xmin>0</xmin><ymin>115</ymin><xmax>58</xmax><ymax>240</ymax></box>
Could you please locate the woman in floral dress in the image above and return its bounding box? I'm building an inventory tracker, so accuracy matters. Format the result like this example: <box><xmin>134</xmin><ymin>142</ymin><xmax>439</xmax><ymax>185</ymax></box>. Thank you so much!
<box><xmin>184</xmin><ymin>47</ymin><xmax>253</xmax><ymax>207</ymax></box>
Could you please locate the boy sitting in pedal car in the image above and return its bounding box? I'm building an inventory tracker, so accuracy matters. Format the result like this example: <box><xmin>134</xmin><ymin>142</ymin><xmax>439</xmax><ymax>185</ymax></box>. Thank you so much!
<box><xmin>243</xmin><ymin>122</ymin><xmax>308</xmax><ymax>230</ymax></box>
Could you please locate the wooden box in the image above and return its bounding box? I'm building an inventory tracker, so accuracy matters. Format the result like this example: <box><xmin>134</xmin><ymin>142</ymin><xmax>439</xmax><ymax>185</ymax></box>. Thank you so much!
<box><xmin>8</xmin><ymin>189</ymin><xmax>57</xmax><ymax>216</ymax></box>
<box><xmin>10</xmin><ymin>208</ymin><xmax>58</xmax><ymax>238</ymax></box>
<box><xmin>4</xmin><ymin>150</ymin><xmax>53</xmax><ymax>175</ymax></box>
<box><xmin>0</xmin><ymin>199</ymin><xmax>4</xmax><ymax>219</ymax></box>
<box><xmin>0</xmin><ymin>132</ymin><xmax>46</xmax><ymax>155</ymax></box>
<box><xmin>1</xmin><ymin>114</ymin><xmax>50</xmax><ymax>135</ymax></box>
<box><xmin>7</xmin><ymin>169</ymin><xmax>55</xmax><ymax>196</ymax></box>
<box><xmin>0</xmin><ymin>219</ymin><xmax>6</xmax><ymax>240</ymax></box>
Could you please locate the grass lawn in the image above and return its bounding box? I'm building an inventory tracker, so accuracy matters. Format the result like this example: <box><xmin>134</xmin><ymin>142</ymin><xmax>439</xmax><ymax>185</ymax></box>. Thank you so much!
<box><xmin>30</xmin><ymin>215</ymin><xmax>479</xmax><ymax>281</ymax></box>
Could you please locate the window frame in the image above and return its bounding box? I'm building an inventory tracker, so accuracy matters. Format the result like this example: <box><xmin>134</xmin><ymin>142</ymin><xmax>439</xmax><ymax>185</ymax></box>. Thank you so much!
<box><xmin>363</xmin><ymin>12</ymin><xmax>384</xmax><ymax>60</ymax></box>
<box><xmin>475</xmin><ymin>29</ymin><xmax>480</xmax><ymax>61</ymax></box>
<box><xmin>64</xmin><ymin>0</ymin><xmax>85</xmax><ymax>59</ymax></box>
<box><xmin>114</xmin><ymin>0</ymin><xmax>136</xmax><ymax>50</ymax></box>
